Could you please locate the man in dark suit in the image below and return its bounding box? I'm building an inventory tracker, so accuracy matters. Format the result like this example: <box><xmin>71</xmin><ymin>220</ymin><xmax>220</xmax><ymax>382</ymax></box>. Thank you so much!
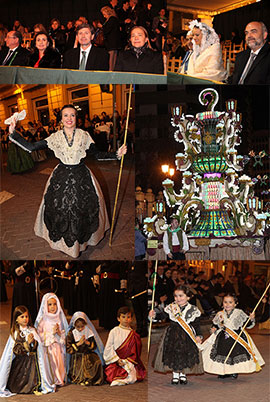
<box><xmin>230</xmin><ymin>21</ymin><xmax>270</xmax><ymax>84</ymax></box>
<box><xmin>0</xmin><ymin>31</ymin><xmax>30</xmax><ymax>66</ymax></box>
<box><xmin>62</xmin><ymin>23</ymin><xmax>109</xmax><ymax>71</ymax></box>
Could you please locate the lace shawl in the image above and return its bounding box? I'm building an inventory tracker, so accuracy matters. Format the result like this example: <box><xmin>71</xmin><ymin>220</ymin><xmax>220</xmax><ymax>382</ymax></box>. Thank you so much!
<box><xmin>45</xmin><ymin>128</ymin><xmax>94</xmax><ymax>165</ymax></box>
<box><xmin>164</xmin><ymin>302</ymin><xmax>201</xmax><ymax>324</ymax></box>
<box><xmin>213</xmin><ymin>308</ymin><xmax>255</xmax><ymax>331</ymax></box>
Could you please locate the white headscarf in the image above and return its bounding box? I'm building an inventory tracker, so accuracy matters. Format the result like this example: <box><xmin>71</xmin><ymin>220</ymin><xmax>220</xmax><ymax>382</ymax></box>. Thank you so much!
<box><xmin>35</xmin><ymin>292</ymin><xmax>68</xmax><ymax>333</ymax></box>
<box><xmin>189</xmin><ymin>20</ymin><xmax>220</xmax><ymax>58</ymax></box>
<box><xmin>68</xmin><ymin>311</ymin><xmax>104</xmax><ymax>365</ymax></box>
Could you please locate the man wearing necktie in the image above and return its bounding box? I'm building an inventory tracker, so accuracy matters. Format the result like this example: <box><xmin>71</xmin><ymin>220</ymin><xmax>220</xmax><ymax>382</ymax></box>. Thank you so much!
<box><xmin>178</xmin><ymin>32</ymin><xmax>193</xmax><ymax>74</ymax></box>
<box><xmin>230</xmin><ymin>21</ymin><xmax>270</xmax><ymax>85</ymax></box>
<box><xmin>0</xmin><ymin>31</ymin><xmax>30</xmax><ymax>66</ymax></box>
<box><xmin>62</xmin><ymin>23</ymin><xmax>109</xmax><ymax>71</ymax></box>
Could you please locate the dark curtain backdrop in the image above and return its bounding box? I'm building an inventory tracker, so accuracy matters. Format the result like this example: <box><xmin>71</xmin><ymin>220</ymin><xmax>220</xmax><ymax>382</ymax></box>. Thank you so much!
<box><xmin>0</xmin><ymin>0</ymin><xmax>166</xmax><ymax>30</ymax></box>
<box><xmin>213</xmin><ymin>0</ymin><xmax>270</xmax><ymax>41</ymax></box>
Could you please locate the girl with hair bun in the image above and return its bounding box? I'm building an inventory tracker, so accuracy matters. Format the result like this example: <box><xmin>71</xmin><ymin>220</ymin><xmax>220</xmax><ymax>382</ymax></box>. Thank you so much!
<box><xmin>150</xmin><ymin>284</ymin><xmax>204</xmax><ymax>385</ymax></box>
<box><xmin>202</xmin><ymin>293</ymin><xmax>265</xmax><ymax>378</ymax></box>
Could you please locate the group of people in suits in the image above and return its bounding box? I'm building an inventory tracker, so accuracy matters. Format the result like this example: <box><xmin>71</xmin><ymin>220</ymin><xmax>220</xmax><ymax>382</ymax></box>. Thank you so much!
<box><xmin>177</xmin><ymin>20</ymin><xmax>269</xmax><ymax>84</ymax></box>
<box><xmin>0</xmin><ymin>22</ymin><xmax>164</xmax><ymax>74</ymax></box>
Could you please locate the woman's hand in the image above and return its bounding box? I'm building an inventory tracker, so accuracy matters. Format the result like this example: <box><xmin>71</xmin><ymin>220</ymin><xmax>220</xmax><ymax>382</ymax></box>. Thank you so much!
<box><xmin>8</xmin><ymin>115</ymin><xmax>17</xmax><ymax>134</ymax></box>
<box><xmin>117</xmin><ymin>359</ymin><xmax>125</xmax><ymax>367</ymax></box>
<box><xmin>210</xmin><ymin>326</ymin><xmax>216</xmax><ymax>334</ymax></box>
<box><xmin>117</xmin><ymin>144</ymin><xmax>127</xmax><ymax>158</ymax></box>
<box><xmin>149</xmin><ymin>309</ymin><xmax>156</xmax><ymax>318</ymax></box>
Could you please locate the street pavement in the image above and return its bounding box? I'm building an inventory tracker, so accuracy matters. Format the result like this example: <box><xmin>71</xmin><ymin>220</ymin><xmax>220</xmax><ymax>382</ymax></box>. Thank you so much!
<box><xmin>0</xmin><ymin>284</ymin><xmax>148</xmax><ymax>402</ymax></box>
<box><xmin>0</xmin><ymin>153</ymin><xmax>134</xmax><ymax>260</ymax></box>
<box><xmin>148</xmin><ymin>322</ymin><xmax>270</xmax><ymax>402</ymax></box>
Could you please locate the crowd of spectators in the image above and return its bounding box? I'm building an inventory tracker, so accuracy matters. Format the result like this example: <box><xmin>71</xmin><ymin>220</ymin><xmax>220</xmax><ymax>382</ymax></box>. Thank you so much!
<box><xmin>0</xmin><ymin>1</ymin><xmax>167</xmax><ymax>74</ymax></box>
<box><xmin>0</xmin><ymin>109</ymin><xmax>135</xmax><ymax>154</ymax></box>
<box><xmin>167</xmin><ymin>19</ymin><xmax>269</xmax><ymax>84</ymax></box>
<box><xmin>148</xmin><ymin>263</ymin><xmax>269</xmax><ymax>320</ymax></box>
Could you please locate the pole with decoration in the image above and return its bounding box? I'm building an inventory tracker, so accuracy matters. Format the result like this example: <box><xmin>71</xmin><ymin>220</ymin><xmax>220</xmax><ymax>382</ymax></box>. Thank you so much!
<box><xmin>148</xmin><ymin>260</ymin><xmax>158</xmax><ymax>354</ymax></box>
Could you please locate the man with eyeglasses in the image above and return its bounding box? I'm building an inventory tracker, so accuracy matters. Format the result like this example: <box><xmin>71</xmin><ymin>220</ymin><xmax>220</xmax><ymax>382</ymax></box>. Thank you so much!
<box><xmin>0</xmin><ymin>31</ymin><xmax>30</xmax><ymax>66</ymax></box>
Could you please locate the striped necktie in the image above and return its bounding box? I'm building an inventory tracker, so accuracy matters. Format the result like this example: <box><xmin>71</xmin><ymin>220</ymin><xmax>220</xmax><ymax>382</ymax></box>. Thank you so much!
<box><xmin>2</xmin><ymin>49</ymin><xmax>13</xmax><ymax>65</ymax></box>
<box><xmin>79</xmin><ymin>50</ymin><xmax>86</xmax><ymax>70</ymax></box>
<box><xmin>238</xmin><ymin>52</ymin><xmax>257</xmax><ymax>84</ymax></box>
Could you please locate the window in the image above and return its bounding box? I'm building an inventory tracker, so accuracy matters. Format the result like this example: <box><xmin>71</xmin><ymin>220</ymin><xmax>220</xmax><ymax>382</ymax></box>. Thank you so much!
<box><xmin>68</xmin><ymin>87</ymin><xmax>89</xmax><ymax>120</ymax></box>
<box><xmin>34</xmin><ymin>96</ymin><xmax>49</xmax><ymax>126</ymax></box>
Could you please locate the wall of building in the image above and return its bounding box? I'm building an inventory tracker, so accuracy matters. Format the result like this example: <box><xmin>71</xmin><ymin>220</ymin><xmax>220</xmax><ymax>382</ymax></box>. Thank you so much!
<box><xmin>0</xmin><ymin>84</ymin><xmax>125</xmax><ymax>129</ymax></box>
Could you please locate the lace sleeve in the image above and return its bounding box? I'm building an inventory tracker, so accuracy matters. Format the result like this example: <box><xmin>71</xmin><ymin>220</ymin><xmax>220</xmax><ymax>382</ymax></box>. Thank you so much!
<box><xmin>212</xmin><ymin>311</ymin><xmax>224</xmax><ymax>328</ymax></box>
<box><xmin>232</xmin><ymin>309</ymin><xmax>250</xmax><ymax>330</ymax></box>
<box><xmin>9</xmin><ymin>130</ymin><xmax>48</xmax><ymax>153</ymax></box>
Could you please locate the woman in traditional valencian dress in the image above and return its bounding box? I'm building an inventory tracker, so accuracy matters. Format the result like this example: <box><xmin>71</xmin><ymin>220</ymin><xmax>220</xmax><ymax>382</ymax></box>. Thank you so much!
<box><xmin>8</xmin><ymin>105</ymin><xmax>127</xmax><ymax>258</ymax></box>
<box><xmin>185</xmin><ymin>20</ymin><xmax>228</xmax><ymax>82</ymax></box>
<box><xmin>202</xmin><ymin>293</ymin><xmax>265</xmax><ymax>378</ymax></box>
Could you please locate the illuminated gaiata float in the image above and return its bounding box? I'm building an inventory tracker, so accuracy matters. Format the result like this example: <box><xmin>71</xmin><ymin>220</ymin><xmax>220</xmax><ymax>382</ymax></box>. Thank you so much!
<box><xmin>144</xmin><ymin>88</ymin><xmax>267</xmax><ymax>258</ymax></box>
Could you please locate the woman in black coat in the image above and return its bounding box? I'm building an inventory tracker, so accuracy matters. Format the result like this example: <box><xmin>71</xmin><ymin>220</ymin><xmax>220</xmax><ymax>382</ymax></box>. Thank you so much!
<box><xmin>114</xmin><ymin>26</ymin><xmax>164</xmax><ymax>74</ymax></box>
<box><xmin>28</xmin><ymin>31</ymin><xmax>61</xmax><ymax>68</ymax></box>
<box><xmin>100</xmin><ymin>6</ymin><xmax>122</xmax><ymax>70</ymax></box>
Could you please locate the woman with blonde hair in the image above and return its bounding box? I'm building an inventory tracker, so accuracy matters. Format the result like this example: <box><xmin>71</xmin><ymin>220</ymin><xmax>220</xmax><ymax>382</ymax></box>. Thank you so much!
<box><xmin>115</xmin><ymin>25</ymin><xmax>164</xmax><ymax>74</ymax></box>
<box><xmin>100</xmin><ymin>6</ymin><xmax>121</xmax><ymax>70</ymax></box>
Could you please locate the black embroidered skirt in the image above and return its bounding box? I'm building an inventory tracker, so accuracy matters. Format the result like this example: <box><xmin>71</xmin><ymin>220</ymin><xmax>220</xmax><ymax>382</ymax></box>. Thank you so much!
<box><xmin>210</xmin><ymin>329</ymin><xmax>250</xmax><ymax>365</ymax></box>
<box><xmin>153</xmin><ymin>322</ymin><xmax>203</xmax><ymax>374</ymax></box>
<box><xmin>43</xmin><ymin>163</ymin><xmax>99</xmax><ymax>248</ymax></box>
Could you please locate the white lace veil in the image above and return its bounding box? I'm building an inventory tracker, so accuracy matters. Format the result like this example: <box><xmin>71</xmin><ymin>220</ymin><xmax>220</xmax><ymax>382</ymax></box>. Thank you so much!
<box><xmin>189</xmin><ymin>20</ymin><xmax>220</xmax><ymax>58</ymax></box>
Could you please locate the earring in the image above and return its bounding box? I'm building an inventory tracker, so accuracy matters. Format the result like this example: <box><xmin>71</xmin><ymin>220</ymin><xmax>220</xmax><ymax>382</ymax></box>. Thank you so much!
<box><xmin>60</xmin><ymin>121</ymin><xmax>63</xmax><ymax>129</ymax></box>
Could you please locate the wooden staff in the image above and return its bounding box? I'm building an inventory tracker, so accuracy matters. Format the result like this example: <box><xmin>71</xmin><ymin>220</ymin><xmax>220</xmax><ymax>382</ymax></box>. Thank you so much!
<box><xmin>147</xmin><ymin>260</ymin><xmax>158</xmax><ymax>354</ymax></box>
<box><xmin>109</xmin><ymin>84</ymin><xmax>132</xmax><ymax>247</ymax></box>
<box><xmin>224</xmin><ymin>281</ymin><xmax>270</xmax><ymax>364</ymax></box>
<box><xmin>131</xmin><ymin>290</ymin><xmax>147</xmax><ymax>299</ymax></box>
<box><xmin>34</xmin><ymin>260</ymin><xmax>40</xmax><ymax>312</ymax></box>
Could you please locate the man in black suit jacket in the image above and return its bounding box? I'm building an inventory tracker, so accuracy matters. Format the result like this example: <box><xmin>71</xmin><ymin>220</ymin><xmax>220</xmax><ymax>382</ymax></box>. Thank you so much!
<box><xmin>62</xmin><ymin>23</ymin><xmax>109</xmax><ymax>71</ymax></box>
<box><xmin>231</xmin><ymin>21</ymin><xmax>270</xmax><ymax>84</ymax></box>
<box><xmin>0</xmin><ymin>31</ymin><xmax>30</xmax><ymax>66</ymax></box>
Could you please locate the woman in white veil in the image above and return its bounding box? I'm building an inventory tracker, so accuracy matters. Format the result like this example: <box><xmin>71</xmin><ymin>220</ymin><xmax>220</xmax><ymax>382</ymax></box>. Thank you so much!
<box><xmin>185</xmin><ymin>20</ymin><xmax>228</xmax><ymax>82</ymax></box>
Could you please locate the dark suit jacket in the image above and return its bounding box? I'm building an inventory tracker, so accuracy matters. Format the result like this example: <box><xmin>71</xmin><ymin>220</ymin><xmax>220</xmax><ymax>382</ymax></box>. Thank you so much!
<box><xmin>115</xmin><ymin>48</ymin><xmax>164</xmax><ymax>74</ymax></box>
<box><xmin>231</xmin><ymin>42</ymin><xmax>270</xmax><ymax>84</ymax></box>
<box><xmin>103</xmin><ymin>16</ymin><xmax>122</xmax><ymax>51</ymax></box>
<box><xmin>0</xmin><ymin>46</ymin><xmax>30</xmax><ymax>66</ymax></box>
<box><xmin>28</xmin><ymin>47</ymin><xmax>61</xmax><ymax>68</ymax></box>
<box><xmin>62</xmin><ymin>45</ymin><xmax>109</xmax><ymax>71</ymax></box>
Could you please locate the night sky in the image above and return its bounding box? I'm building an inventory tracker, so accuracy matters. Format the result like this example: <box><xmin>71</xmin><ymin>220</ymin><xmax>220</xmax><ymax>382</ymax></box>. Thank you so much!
<box><xmin>135</xmin><ymin>85</ymin><xmax>270</xmax><ymax>196</ymax></box>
